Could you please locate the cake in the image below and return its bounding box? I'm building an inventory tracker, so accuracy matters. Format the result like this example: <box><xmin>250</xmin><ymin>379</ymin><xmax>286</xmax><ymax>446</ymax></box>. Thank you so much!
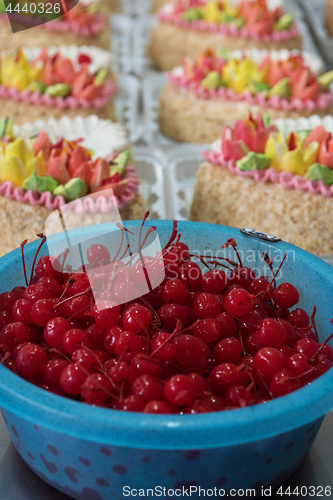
<box><xmin>151</xmin><ymin>0</ymin><xmax>167</xmax><ymax>13</ymax></box>
<box><xmin>0</xmin><ymin>45</ymin><xmax>117</xmax><ymax>125</ymax></box>
<box><xmin>0</xmin><ymin>116</ymin><xmax>147</xmax><ymax>256</ymax></box>
<box><xmin>0</xmin><ymin>0</ymin><xmax>111</xmax><ymax>51</ymax></box>
<box><xmin>325</xmin><ymin>0</ymin><xmax>333</xmax><ymax>37</ymax></box>
<box><xmin>160</xmin><ymin>48</ymin><xmax>333</xmax><ymax>144</ymax></box>
<box><xmin>190</xmin><ymin>113</ymin><xmax>333</xmax><ymax>255</ymax></box>
<box><xmin>148</xmin><ymin>0</ymin><xmax>303</xmax><ymax>71</ymax></box>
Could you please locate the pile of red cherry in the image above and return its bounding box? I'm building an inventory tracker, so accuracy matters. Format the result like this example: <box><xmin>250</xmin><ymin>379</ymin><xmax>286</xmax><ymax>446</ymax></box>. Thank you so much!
<box><xmin>0</xmin><ymin>219</ymin><xmax>332</xmax><ymax>414</ymax></box>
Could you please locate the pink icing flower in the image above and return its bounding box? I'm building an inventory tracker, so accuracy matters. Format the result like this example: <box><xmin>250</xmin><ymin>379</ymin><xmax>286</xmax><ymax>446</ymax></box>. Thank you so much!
<box><xmin>222</xmin><ymin>114</ymin><xmax>276</xmax><ymax>161</ymax></box>
<box><xmin>318</xmin><ymin>137</ymin><xmax>333</xmax><ymax>169</ymax></box>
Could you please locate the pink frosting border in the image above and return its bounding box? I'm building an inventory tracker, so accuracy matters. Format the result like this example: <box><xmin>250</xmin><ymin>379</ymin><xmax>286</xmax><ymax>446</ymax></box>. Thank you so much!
<box><xmin>0</xmin><ymin>12</ymin><xmax>104</xmax><ymax>36</ymax></box>
<box><xmin>0</xmin><ymin>165</ymin><xmax>140</xmax><ymax>214</ymax></box>
<box><xmin>202</xmin><ymin>149</ymin><xmax>333</xmax><ymax>197</ymax></box>
<box><xmin>157</xmin><ymin>10</ymin><xmax>299</xmax><ymax>42</ymax></box>
<box><xmin>0</xmin><ymin>78</ymin><xmax>116</xmax><ymax>110</ymax></box>
<box><xmin>167</xmin><ymin>72</ymin><xmax>333</xmax><ymax>112</ymax></box>
<box><xmin>43</xmin><ymin>13</ymin><xmax>104</xmax><ymax>36</ymax></box>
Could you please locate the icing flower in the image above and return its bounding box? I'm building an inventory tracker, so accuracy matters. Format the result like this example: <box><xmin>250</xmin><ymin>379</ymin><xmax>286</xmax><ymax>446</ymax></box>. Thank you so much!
<box><xmin>264</xmin><ymin>131</ymin><xmax>319</xmax><ymax>176</ymax></box>
<box><xmin>180</xmin><ymin>0</ymin><xmax>295</xmax><ymax>35</ymax></box>
<box><xmin>0</xmin><ymin>119</ymin><xmax>131</xmax><ymax>202</ymax></box>
<box><xmin>177</xmin><ymin>49</ymin><xmax>333</xmax><ymax>103</ymax></box>
<box><xmin>220</xmin><ymin>114</ymin><xmax>333</xmax><ymax>184</ymax></box>
<box><xmin>222</xmin><ymin>114</ymin><xmax>277</xmax><ymax>161</ymax></box>
<box><xmin>0</xmin><ymin>49</ymin><xmax>108</xmax><ymax>100</ymax></box>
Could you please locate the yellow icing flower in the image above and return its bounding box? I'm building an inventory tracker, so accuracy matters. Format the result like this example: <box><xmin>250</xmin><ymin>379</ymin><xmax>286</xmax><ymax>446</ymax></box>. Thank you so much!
<box><xmin>202</xmin><ymin>1</ymin><xmax>221</xmax><ymax>24</ymax></box>
<box><xmin>0</xmin><ymin>157</ymin><xmax>26</xmax><ymax>186</ymax></box>
<box><xmin>1</xmin><ymin>50</ymin><xmax>42</xmax><ymax>91</ymax></box>
<box><xmin>265</xmin><ymin>131</ymin><xmax>319</xmax><ymax>175</ymax></box>
<box><xmin>265</xmin><ymin>132</ymin><xmax>288</xmax><ymax>171</ymax></box>
<box><xmin>0</xmin><ymin>137</ymin><xmax>43</xmax><ymax>187</ymax></box>
<box><xmin>222</xmin><ymin>57</ymin><xmax>267</xmax><ymax>94</ymax></box>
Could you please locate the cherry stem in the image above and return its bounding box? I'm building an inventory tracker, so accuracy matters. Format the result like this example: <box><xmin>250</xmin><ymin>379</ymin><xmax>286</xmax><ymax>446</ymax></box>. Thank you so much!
<box><xmin>267</xmin><ymin>252</ymin><xmax>287</xmax><ymax>292</ymax></box>
<box><xmin>222</xmin><ymin>238</ymin><xmax>242</xmax><ymax>267</ymax></box>
<box><xmin>163</xmin><ymin>220</ymin><xmax>178</xmax><ymax>250</ymax></box>
<box><xmin>52</xmin><ymin>286</ymin><xmax>91</xmax><ymax>310</ymax></box>
<box><xmin>189</xmin><ymin>254</ymin><xmax>237</xmax><ymax>267</ymax></box>
<box><xmin>20</xmin><ymin>240</ymin><xmax>29</xmax><ymax>287</ymax></box>
<box><xmin>311</xmin><ymin>306</ymin><xmax>319</xmax><ymax>343</ymax></box>
<box><xmin>78</xmin><ymin>344</ymin><xmax>105</xmax><ymax>371</ymax></box>
<box><xmin>263</xmin><ymin>253</ymin><xmax>275</xmax><ymax>288</ymax></box>
<box><xmin>310</xmin><ymin>332</ymin><xmax>333</xmax><ymax>362</ymax></box>
<box><xmin>29</xmin><ymin>234</ymin><xmax>47</xmax><ymax>285</ymax></box>
<box><xmin>112</xmin><ymin>223</ymin><xmax>134</xmax><ymax>263</ymax></box>
<box><xmin>149</xmin><ymin>320</ymin><xmax>198</xmax><ymax>358</ymax></box>
<box><xmin>206</xmin><ymin>260</ymin><xmax>234</xmax><ymax>272</ymax></box>
<box><xmin>56</xmin><ymin>277</ymin><xmax>75</xmax><ymax>304</ymax></box>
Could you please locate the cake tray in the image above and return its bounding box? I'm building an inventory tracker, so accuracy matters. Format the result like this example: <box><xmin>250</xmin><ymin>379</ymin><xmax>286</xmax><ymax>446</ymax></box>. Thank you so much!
<box><xmin>115</xmin><ymin>74</ymin><xmax>143</xmax><ymax>143</ymax></box>
<box><xmin>111</xmin><ymin>14</ymin><xmax>134</xmax><ymax>74</ymax></box>
<box><xmin>301</xmin><ymin>0</ymin><xmax>333</xmax><ymax>66</ymax></box>
<box><xmin>163</xmin><ymin>143</ymin><xmax>333</xmax><ymax>266</ymax></box>
<box><xmin>133</xmin><ymin>15</ymin><xmax>325</xmax><ymax>78</ymax></box>
<box><xmin>131</xmin><ymin>145</ymin><xmax>168</xmax><ymax>219</ymax></box>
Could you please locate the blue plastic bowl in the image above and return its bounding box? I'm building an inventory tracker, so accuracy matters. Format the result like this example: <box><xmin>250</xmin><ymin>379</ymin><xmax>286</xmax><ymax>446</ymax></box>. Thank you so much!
<box><xmin>0</xmin><ymin>221</ymin><xmax>333</xmax><ymax>500</ymax></box>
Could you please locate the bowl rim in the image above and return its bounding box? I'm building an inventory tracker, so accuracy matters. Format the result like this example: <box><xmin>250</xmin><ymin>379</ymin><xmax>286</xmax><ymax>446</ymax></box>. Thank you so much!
<box><xmin>0</xmin><ymin>220</ymin><xmax>333</xmax><ymax>450</ymax></box>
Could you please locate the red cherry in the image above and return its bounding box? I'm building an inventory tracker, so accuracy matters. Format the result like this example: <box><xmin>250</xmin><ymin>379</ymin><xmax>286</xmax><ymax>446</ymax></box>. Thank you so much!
<box><xmin>287</xmin><ymin>309</ymin><xmax>310</xmax><ymax>328</ymax></box>
<box><xmin>216</xmin><ymin>312</ymin><xmax>238</xmax><ymax>338</ymax></box>
<box><xmin>15</xmin><ymin>343</ymin><xmax>47</xmax><ymax>377</ymax></box>
<box><xmin>254</xmin><ymin>347</ymin><xmax>285</xmax><ymax>378</ymax></box>
<box><xmin>36</xmin><ymin>277</ymin><xmax>61</xmax><ymax>298</ymax></box>
<box><xmin>214</xmin><ymin>337</ymin><xmax>243</xmax><ymax>364</ymax></box>
<box><xmin>162</xmin><ymin>279</ymin><xmax>188</xmax><ymax>304</ymax></box>
<box><xmin>130</xmin><ymin>374</ymin><xmax>164</xmax><ymax>402</ymax></box>
<box><xmin>0</xmin><ymin>292</ymin><xmax>18</xmax><ymax>312</ymax></box>
<box><xmin>224</xmin><ymin>288</ymin><xmax>253</xmax><ymax>317</ymax></box>
<box><xmin>210</xmin><ymin>362</ymin><xmax>249</xmax><ymax>396</ymax></box>
<box><xmin>91</xmin><ymin>303</ymin><xmax>120</xmax><ymax>328</ymax></box>
<box><xmin>30</xmin><ymin>298</ymin><xmax>58</xmax><ymax>327</ymax></box>
<box><xmin>270</xmin><ymin>369</ymin><xmax>301</xmax><ymax>398</ymax></box>
<box><xmin>122</xmin><ymin>304</ymin><xmax>152</xmax><ymax>333</ymax></box>
<box><xmin>0</xmin><ymin>321</ymin><xmax>30</xmax><ymax>351</ymax></box>
<box><xmin>34</xmin><ymin>256</ymin><xmax>62</xmax><ymax>282</ymax></box>
<box><xmin>257</xmin><ymin>318</ymin><xmax>287</xmax><ymax>347</ymax></box>
<box><xmin>292</xmin><ymin>338</ymin><xmax>319</xmax><ymax>359</ymax></box>
<box><xmin>81</xmin><ymin>373</ymin><xmax>113</xmax><ymax>403</ymax></box>
<box><xmin>164</xmin><ymin>374</ymin><xmax>196</xmax><ymax>406</ymax></box>
<box><xmin>62</xmin><ymin>329</ymin><xmax>90</xmax><ymax>355</ymax></box>
<box><xmin>272</xmin><ymin>283</ymin><xmax>299</xmax><ymax>309</ymax></box>
<box><xmin>114</xmin><ymin>330</ymin><xmax>143</xmax><ymax>363</ymax></box>
<box><xmin>43</xmin><ymin>359</ymin><xmax>70</xmax><ymax>387</ymax></box>
<box><xmin>158</xmin><ymin>303</ymin><xmax>186</xmax><ymax>330</ymax></box>
<box><xmin>194</xmin><ymin>292</ymin><xmax>221</xmax><ymax>319</ymax></box>
<box><xmin>202</xmin><ymin>270</ymin><xmax>228</xmax><ymax>293</ymax></box>
<box><xmin>193</xmin><ymin>318</ymin><xmax>221</xmax><ymax>343</ymax></box>
<box><xmin>59</xmin><ymin>363</ymin><xmax>87</xmax><ymax>395</ymax></box>
<box><xmin>86</xmin><ymin>243</ymin><xmax>110</xmax><ymax>265</ymax></box>
<box><xmin>12</xmin><ymin>299</ymin><xmax>32</xmax><ymax>324</ymax></box>
<box><xmin>143</xmin><ymin>401</ymin><xmax>174</xmax><ymax>413</ymax></box>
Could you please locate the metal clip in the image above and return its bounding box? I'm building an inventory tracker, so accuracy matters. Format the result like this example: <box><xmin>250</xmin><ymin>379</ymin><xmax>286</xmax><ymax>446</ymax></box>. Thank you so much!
<box><xmin>240</xmin><ymin>228</ymin><xmax>281</xmax><ymax>243</ymax></box>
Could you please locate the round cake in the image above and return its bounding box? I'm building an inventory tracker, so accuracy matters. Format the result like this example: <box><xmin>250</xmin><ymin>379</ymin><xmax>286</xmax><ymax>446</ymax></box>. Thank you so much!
<box><xmin>325</xmin><ymin>0</ymin><xmax>333</xmax><ymax>37</ymax></box>
<box><xmin>0</xmin><ymin>0</ymin><xmax>110</xmax><ymax>51</ymax></box>
<box><xmin>0</xmin><ymin>45</ymin><xmax>117</xmax><ymax>125</ymax></box>
<box><xmin>190</xmin><ymin>113</ymin><xmax>333</xmax><ymax>255</ymax></box>
<box><xmin>148</xmin><ymin>0</ymin><xmax>303</xmax><ymax>71</ymax></box>
<box><xmin>159</xmin><ymin>48</ymin><xmax>332</xmax><ymax>144</ymax></box>
<box><xmin>0</xmin><ymin>116</ymin><xmax>147</xmax><ymax>256</ymax></box>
